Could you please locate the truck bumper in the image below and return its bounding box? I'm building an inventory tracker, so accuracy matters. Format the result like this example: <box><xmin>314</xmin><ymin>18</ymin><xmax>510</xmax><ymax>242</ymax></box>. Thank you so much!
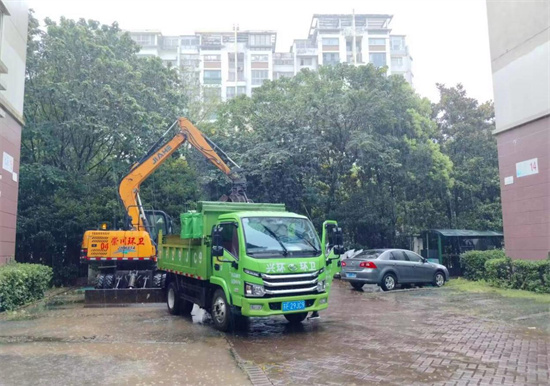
<box><xmin>238</xmin><ymin>293</ymin><xmax>329</xmax><ymax>317</ymax></box>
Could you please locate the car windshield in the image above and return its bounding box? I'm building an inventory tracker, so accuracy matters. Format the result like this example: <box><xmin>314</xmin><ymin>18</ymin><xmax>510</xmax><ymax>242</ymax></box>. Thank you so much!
<box><xmin>242</xmin><ymin>217</ymin><xmax>321</xmax><ymax>258</ymax></box>
<box><xmin>353</xmin><ymin>250</ymin><xmax>384</xmax><ymax>259</ymax></box>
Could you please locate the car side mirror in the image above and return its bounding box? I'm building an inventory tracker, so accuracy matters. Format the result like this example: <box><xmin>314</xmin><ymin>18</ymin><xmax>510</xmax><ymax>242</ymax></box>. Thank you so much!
<box><xmin>211</xmin><ymin>226</ymin><xmax>224</xmax><ymax>257</ymax></box>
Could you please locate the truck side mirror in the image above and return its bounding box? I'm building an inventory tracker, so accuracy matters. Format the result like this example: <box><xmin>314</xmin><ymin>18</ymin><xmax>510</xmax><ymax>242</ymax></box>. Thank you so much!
<box><xmin>332</xmin><ymin>227</ymin><xmax>345</xmax><ymax>256</ymax></box>
<box><xmin>211</xmin><ymin>226</ymin><xmax>224</xmax><ymax>257</ymax></box>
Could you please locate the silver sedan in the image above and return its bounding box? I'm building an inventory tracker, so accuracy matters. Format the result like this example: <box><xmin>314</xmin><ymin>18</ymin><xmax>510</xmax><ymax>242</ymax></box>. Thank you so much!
<box><xmin>340</xmin><ymin>249</ymin><xmax>449</xmax><ymax>291</ymax></box>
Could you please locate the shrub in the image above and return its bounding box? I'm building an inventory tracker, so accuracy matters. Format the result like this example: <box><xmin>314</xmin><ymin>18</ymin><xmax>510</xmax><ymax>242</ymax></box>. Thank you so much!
<box><xmin>0</xmin><ymin>263</ymin><xmax>53</xmax><ymax>312</ymax></box>
<box><xmin>510</xmin><ymin>259</ymin><xmax>550</xmax><ymax>293</ymax></box>
<box><xmin>485</xmin><ymin>258</ymin><xmax>512</xmax><ymax>287</ymax></box>
<box><xmin>461</xmin><ymin>250</ymin><xmax>506</xmax><ymax>280</ymax></box>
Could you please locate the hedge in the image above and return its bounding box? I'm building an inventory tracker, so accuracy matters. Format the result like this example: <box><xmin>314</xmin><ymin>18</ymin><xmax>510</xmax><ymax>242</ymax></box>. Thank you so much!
<box><xmin>460</xmin><ymin>250</ymin><xmax>550</xmax><ymax>294</ymax></box>
<box><xmin>461</xmin><ymin>250</ymin><xmax>506</xmax><ymax>281</ymax></box>
<box><xmin>0</xmin><ymin>263</ymin><xmax>53</xmax><ymax>312</ymax></box>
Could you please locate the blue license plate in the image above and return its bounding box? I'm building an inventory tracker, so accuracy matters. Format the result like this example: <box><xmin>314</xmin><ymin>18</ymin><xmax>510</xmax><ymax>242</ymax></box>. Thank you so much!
<box><xmin>347</xmin><ymin>273</ymin><xmax>357</xmax><ymax>278</ymax></box>
<box><xmin>282</xmin><ymin>300</ymin><xmax>305</xmax><ymax>312</ymax></box>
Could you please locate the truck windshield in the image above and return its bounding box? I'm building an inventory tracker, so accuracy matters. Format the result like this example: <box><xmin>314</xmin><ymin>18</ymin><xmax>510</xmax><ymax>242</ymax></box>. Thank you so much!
<box><xmin>242</xmin><ymin>217</ymin><xmax>321</xmax><ymax>258</ymax></box>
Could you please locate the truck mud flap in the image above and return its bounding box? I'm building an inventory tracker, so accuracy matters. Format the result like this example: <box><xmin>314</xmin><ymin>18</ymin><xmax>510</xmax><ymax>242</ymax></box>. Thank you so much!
<box><xmin>85</xmin><ymin>289</ymin><xmax>165</xmax><ymax>305</ymax></box>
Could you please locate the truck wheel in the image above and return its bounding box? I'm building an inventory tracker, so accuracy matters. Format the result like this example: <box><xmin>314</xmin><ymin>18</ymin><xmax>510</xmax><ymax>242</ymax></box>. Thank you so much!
<box><xmin>95</xmin><ymin>274</ymin><xmax>105</xmax><ymax>289</ymax></box>
<box><xmin>211</xmin><ymin>289</ymin><xmax>232</xmax><ymax>332</ymax></box>
<box><xmin>104</xmin><ymin>274</ymin><xmax>114</xmax><ymax>289</ymax></box>
<box><xmin>284</xmin><ymin>312</ymin><xmax>308</xmax><ymax>324</ymax></box>
<box><xmin>167</xmin><ymin>282</ymin><xmax>181</xmax><ymax>315</ymax></box>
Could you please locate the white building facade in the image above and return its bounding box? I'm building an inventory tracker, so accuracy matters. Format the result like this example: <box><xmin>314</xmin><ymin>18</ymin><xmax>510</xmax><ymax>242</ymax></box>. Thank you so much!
<box><xmin>128</xmin><ymin>13</ymin><xmax>413</xmax><ymax>102</ymax></box>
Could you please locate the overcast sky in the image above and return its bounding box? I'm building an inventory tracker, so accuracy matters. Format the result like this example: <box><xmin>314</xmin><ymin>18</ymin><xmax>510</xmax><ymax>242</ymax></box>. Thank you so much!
<box><xmin>29</xmin><ymin>0</ymin><xmax>494</xmax><ymax>103</ymax></box>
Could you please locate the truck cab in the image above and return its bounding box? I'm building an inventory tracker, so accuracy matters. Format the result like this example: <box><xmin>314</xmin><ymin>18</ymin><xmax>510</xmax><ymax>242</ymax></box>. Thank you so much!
<box><xmin>157</xmin><ymin>201</ymin><xmax>343</xmax><ymax>331</ymax></box>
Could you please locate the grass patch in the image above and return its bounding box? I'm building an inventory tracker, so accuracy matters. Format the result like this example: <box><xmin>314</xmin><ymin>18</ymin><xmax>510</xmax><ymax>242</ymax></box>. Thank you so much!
<box><xmin>448</xmin><ymin>278</ymin><xmax>550</xmax><ymax>303</ymax></box>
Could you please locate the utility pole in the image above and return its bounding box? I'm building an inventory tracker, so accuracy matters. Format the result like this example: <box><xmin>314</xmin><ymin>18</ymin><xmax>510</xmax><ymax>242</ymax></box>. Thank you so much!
<box><xmin>352</xmin><ymin>9</ymin><xmax>357</xmax><ymax>65</ymax></box>
<box><xmin>233</xmin><ymin>23</ymin><xmax>239</xmax><ymax>98</ymax></box>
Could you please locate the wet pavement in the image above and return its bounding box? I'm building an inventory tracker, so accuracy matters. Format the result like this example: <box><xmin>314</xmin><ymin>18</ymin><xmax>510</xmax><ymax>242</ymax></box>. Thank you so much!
<box><xmin>0</xmin><ymin>293</ymin><xmax>249</xmax><ymax>385</ymax></box>
<box><xmin>227</xmin><ymin>281</ymin><xmax>550</xmax><ymax>386</ymax></box>
<box><xmin>0</xmin><ymin>281</ymin><xmax>549</xmax><ymax>385</ymax></box>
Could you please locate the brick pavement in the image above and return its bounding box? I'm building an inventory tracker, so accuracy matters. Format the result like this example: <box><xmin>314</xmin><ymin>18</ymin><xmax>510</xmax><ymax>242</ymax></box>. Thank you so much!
<box><xmin>228</xmin><ymin>280</ymin><xmax>550</xmax><ymax>385</ymax></box>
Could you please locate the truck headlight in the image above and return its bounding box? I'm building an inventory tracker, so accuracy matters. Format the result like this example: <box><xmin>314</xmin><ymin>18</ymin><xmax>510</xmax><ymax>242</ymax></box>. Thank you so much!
<box><xmin>317</xmin><ymin>280</ymin><xmax>326</xmax><ymax>293</ymax></box>
<box><xmin>245</xmin><ymin>282</ymin><xmax>265</xmax><ymax>297</ymax></box>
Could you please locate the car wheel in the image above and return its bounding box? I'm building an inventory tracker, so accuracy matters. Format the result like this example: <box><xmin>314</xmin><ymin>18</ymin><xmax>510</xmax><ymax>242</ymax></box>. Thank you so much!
<box><xmin>381</xmin><ymin>273</ymin><xmax>397</xmax><ymax>291</ymax></box>
<box><xmin>284</xmin><ymin>312</ymin><xmax>308</xmax><ymax>324</ymax></box>
<box><xmin>211</xmin><ymin>289</ymin><xmax>232</xmax><ymax>332</ymax></box>
<box><xmin>433</xmin><ymin>271</ymin><xmax>445</xmax><ymax>287</ymax></box>
<box><xmin>167</xmin><ymin>282</ymin><xmax>181</xmax><ymax>315</ymax></box>
<box><xmin>351</xmin><ymin>282</ymin><xmax>364</xmax><ymax>291</ymax></box>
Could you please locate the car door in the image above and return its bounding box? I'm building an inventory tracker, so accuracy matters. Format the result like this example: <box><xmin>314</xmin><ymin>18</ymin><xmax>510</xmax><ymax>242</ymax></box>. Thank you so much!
<box><xmin>389</xmin><ymin>251</ymin><xmax>412</xmax><ymax>283</ymax></box>
<box><xmin>405</xmin><ymin>251</ymin><xmax>432</xmax><ymax>282</ymax></box>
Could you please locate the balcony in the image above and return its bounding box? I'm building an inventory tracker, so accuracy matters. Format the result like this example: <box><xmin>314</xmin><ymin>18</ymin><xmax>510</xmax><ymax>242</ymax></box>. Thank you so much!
<box><xmin>346</xmin><ymin>53</ymin><xmax>363</xmax><ymax>64</ymax></box>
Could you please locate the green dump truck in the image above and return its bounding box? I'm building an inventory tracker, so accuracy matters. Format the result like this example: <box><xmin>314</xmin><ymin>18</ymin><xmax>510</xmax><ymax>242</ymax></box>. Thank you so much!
<box><xmin>157</xmin><ymin>201</ymin><xmax>343</xmax><ymax>331</ymax></box>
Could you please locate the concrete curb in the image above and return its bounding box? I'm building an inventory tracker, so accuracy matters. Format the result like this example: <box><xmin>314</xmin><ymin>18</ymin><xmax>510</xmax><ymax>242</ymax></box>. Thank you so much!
<box><xmin>228</xmin><ymin>343</ymin><xmax>273</xmax><ymax>386</ymax></box>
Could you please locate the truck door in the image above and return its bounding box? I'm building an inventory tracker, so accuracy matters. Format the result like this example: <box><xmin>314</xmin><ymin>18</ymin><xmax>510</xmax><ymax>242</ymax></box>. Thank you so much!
<box><xmin>212</xmin><ymin>222</ymin><xmax>242</xmax><ymax>296</ymax></box>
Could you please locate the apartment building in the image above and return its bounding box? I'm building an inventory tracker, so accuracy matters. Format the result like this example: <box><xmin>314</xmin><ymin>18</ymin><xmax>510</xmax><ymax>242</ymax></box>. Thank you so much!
<box><xmin>0</xmin><ymin>1</ymin><xmax>29</xmax><ymax>264</ymax></box>
<box><xmin>487</xmin><ymin>1</ymin><xmax>550</xmax><ymax>260</ymax></box>
<box><xmin>128</xmin><ymin>13</ymin><xmax>413</xmax><ymax>101</ymax></box>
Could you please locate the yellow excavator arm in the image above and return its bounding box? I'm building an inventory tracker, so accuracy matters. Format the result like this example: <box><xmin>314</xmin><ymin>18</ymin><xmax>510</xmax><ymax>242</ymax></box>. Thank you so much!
<box><xmin>118</xmin><ymin>117</ymin><xmax>247</xmax><ymax>232</ymax></box>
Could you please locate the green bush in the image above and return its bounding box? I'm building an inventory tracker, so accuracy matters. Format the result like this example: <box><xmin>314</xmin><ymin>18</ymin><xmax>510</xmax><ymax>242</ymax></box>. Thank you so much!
<box><xmin>461</xmin><ymin>250</ymin><xmax>506</xmax><ymax>280</ymax></box>
<box><xmin>510</xmin><ymin>260</ymin><xmax>550</xmax><ymax>293</ymax></box>
<box><xmin>0</xmin><ymin>263</ymin><xmax>53</xmax><ymax>312</ymax></box>
<box><xmin>485</xmin><ymin>258</ymin><xmax>512</xmax><ymax>287</ymax></box>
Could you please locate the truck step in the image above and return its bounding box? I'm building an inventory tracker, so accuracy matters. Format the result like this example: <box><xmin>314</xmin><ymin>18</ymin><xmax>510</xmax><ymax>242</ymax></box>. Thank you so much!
<box><xmin>84</xmin><ymin>288</ymin><xmax>165</xmax><ymax>305</ymax></box>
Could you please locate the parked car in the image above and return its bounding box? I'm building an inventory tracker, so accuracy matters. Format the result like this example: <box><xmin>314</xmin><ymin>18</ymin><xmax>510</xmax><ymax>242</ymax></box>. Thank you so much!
<box><xmin>340</xmin><ymin>249</ymin><xmax>449</xmax><ymax>291</ymax></box>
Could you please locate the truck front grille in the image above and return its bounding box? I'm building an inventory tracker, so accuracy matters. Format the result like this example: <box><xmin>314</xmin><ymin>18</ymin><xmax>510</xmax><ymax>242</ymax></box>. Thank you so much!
<box><xmin>261</xmin><ymin>270</ymin><xmax>321</xmax><ymax>297</ymax></box>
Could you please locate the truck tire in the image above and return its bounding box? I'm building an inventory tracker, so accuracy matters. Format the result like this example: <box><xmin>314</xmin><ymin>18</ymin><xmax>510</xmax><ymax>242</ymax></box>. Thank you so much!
<box><xmin>284</xmin><ymin>312</ymin><xmax>308</xmax><ymax>324</ymax></box>
<box><xmin>211</xmin><ymin>289</ymin><xmax>232</xmax><ymax>332</ymax></box>
<box><xmin>153</xmin><ymin>273</ymin><xmax>162</xmax><ymax>288</ymax></box>
<box><xmin>95</xmin><ymin>274</ymin><xmax>105</xmax><ymax>289</ymax></box>
<box><xmin>167</xmin><ymin>282</ymin><xmax>181</xmax><ymax>315</ymax></box>
<box><xmin>104</xmin><ymin>274</ymin><xmax>114</xmax><ymax>289</ymax></box>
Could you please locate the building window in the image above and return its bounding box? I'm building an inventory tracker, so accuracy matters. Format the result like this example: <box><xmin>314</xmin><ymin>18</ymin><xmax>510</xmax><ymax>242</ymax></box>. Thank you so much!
<box><xmin>181</xmin><ymin>54</ymin><xmax>199</xmax><ymax>67</ymax></box>
<box><xmin>369</xmin><ymin>53</ymin><xmax>387</xmax><ymax>68</ymax></box>
<box><xmin>249</xmin><ymin>35</ymin><xmax>271</xmax><ymax>46</ymax></box>
<box><xmin>274</xmin><ymin>58</ymin><xmax>293</xmax><ymax>66</ymax></box>
<box><xmin>251</xmin><ymin>70</ymin><xmax>269</xmax><ymax>85</ymax></box>
<box><xmin>203</xmin><ymin>54</ymin><xmax>221</xmax><ymax>62</ymax></box>
<box><xmin>274</xmin><ymin>72</ymin><xmax>294</xmax><ymax>80</ymax></box>
<box><xmin>181</xmin><ymin>37</ymin><xmax>199</xmax><ymax>49</ymax></box>
<box><xmin>322</xmin><ymin>38</ymin><xmax>339</xmax><ymax>46</ymax></box>
<box><xmin>132</xmin><ymin>34</ymin><xmax>156</xmax><ymax>46</ymax></box>
<box><xmin>322</xmin><ymin>53</ymin><xmax>340</xmax><ymax>66</ymax></box>
<box><xmin>203</xmin><ymin>70</ymin><xmax>222</xmax><ymax>84</ymax></box>
<box><xmin>300</xmin><ymin>58</ymin><xmax>313</xmax><ymax>66</ymax></box>
<box><xmin>251</xmin><ymin>54</ymin><xmax>269</xmax><ymax>62</ymax></box>
<box><xmin>226</xmin><ymin>86</ymin><xmax>247</xmax><ymax>99</ymax></box>
<box><xmin>368</xmin><ymin>38</ymin><xmax>386</xmax><ymax>46</ymax></box>
<box><xmin>162</xmin><ymin>37</ymin><xmax>179</xmax><ymax>48</ymax></box>
<box><xmin>391</xmin><ymin>57</ymin><xmax>403</xmax><ymax>67</ymax></box>
<box><xmin>391</xmin><ymin>37</ymin><xmax>404</xmax><ymax>51</ymax></box>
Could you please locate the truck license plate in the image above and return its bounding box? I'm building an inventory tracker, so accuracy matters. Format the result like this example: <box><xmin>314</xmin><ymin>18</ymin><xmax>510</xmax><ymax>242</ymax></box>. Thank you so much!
<box><xmin>346</xmin><ymin>273</ymin><xmax>357</xmax><ymax>278</ymax></box>
<box><xmin>282</xmin><ymin>300</ymin><xmax>305</xmax><ymax>312</ymax></box>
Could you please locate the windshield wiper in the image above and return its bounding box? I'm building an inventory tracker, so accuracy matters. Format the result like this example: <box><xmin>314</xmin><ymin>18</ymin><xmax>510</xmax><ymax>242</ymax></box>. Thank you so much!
<box><xmin>261</xmin><ymin>225</ymin><xmax>288</xmax><ymax>257</ymax></box>
<box><xmin>296</xmin><ymin>231</ymin><xmax>320</xmax><ymax>254</ymax></box>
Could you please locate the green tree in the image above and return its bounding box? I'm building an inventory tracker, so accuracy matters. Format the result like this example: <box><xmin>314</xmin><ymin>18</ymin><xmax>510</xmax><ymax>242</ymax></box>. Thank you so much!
<box><xmin>17</xmin><ymin>14</ymin><xmax>197</xmax><ymax>283</ymax></box>
<box><xmin>211</xmin><ymin>64</ymin><xmax>454</xmax><ymax>248</ymax></box>
<box><xmin>433</xmin><ymin>84</ymin><xmax>502</xmax><ymax>230</ymax></box>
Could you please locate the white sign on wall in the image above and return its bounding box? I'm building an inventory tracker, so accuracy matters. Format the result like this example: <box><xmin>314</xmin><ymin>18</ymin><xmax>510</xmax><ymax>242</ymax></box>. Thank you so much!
<box><xmin>516</xmin><ymin>158</ymin><xmax>539</xmax><ymax>178</ymax></box>
<box><xmin>2</xmin><ymin>152</ymin><xmax>14</xmax><ymax>173</ymax></box>
<box><xmin>504</xmin><ymin>176</ymin><xmax>514</xmax><ymax>185</ymax></box>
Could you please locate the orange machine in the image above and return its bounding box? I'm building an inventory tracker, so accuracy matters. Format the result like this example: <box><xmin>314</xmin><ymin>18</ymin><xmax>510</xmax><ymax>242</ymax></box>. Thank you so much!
<box><xmin>81</xmin><ymin>118</ymin><xmax>249</xmax><ymax>289</ymax></box>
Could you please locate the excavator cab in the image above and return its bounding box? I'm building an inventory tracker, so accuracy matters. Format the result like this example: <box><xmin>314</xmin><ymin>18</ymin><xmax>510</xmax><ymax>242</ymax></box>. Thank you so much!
<box><xmin>144</xmin><ymin>210</ymin><xmax>173</xmax><ymax>243</ymax></box>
